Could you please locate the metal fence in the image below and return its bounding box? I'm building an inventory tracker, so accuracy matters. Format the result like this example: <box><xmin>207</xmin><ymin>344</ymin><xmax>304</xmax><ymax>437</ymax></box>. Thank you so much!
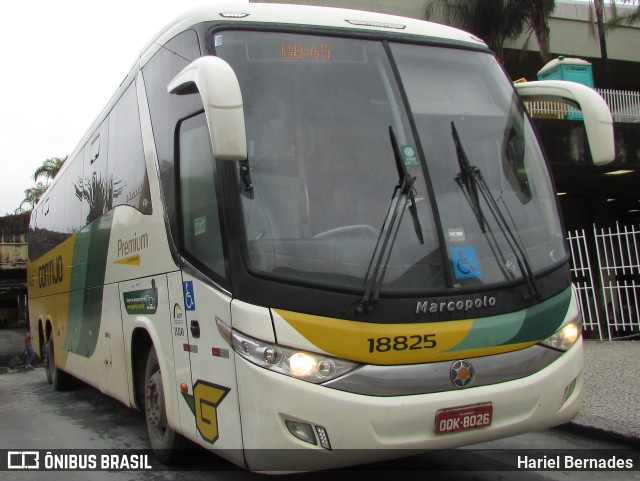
<box><xmin>567</xmin><ymin>222</ymin><xmax>640</xmax><ymax>340</ymax></box>
<box><xmin>597</xmin><ymin>89</ymin><xmax>640</xmax><ymax>123</ymax></box>
<box><xmin>527</xmin><ymin>88</ymin><xmax>640</xmax><ymax>123</ymax></box>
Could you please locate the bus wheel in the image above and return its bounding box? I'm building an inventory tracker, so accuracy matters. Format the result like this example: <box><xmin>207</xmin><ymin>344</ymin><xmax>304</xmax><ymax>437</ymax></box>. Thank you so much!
<box><xmin>46</xmin><ymin>337</ymin><xmax>72</xmax><ymax>390</ymax></box>
<box><xmin>144</xmin><ymin>346</ymin><xmax>185</xmax><ymax>463</ymax></box>
<box><xmin>45</xmin><ymin>338</ymin><xmax>53</xmax><ymax>384</ymax></box>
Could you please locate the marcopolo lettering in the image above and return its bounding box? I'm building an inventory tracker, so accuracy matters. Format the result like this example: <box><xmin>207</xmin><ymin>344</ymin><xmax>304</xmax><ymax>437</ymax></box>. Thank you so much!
<box><xmin>416</xmin><ymin>295</ymin><xmax>497</xmax><ymax>314</ymax></box>
<box><xmin>39</xmin><ymin>255</ymin><xmax>64</xmax><ymax>288</ymax></box>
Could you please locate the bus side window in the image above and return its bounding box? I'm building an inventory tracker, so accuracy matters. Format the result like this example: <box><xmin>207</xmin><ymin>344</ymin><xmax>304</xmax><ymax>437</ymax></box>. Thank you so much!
<box><xmin>142</xmin><ymin>29</ymin><xmax>202</xmax><ymax>244</ymax></box>
<box><xmin>108</xmin><ymin>81</ymin><xmax>152</xmax><ymax>214</ymax></box>
<box><xmin>64</xmin><ymin>148</ymin><xmax>85</xmax><ymax>234</ymax></box>
<box><xmin>177</xmin><ymin>112</ymin><xmax>228</xmax><ymax>284</ymax></box>
<box><xmin>80</xmin><ymin>121</ymin><xmax>110</xmax><ymax>225</ymax></box>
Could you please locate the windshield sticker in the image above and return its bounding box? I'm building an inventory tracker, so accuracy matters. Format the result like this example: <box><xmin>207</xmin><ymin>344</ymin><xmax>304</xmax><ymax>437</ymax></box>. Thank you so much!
<box><xmin>194</xmin><ymin>216</ymin><xmax>206</xmax><ymax>236</ymax></box>
<box><xmin>450</xmin><ymin>246</ymin><xmax>481</xmax><ymax>279</ymax></box>
<box><xmin>447</xmin><ymin>228</ymin><xmax>467</xmax><ymax>242</ymax></box>
<box><xmin>401</xmin><ymin>145</ymin><xmax>419</xmax><ymax>167</ymax></box>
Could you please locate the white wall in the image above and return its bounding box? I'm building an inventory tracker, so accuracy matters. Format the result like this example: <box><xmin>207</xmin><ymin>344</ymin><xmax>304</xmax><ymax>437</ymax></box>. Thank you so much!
<box><xmin>252</xmin><ymin>0</ymin><xmax>640</xmax><ymax>63</ymax></box>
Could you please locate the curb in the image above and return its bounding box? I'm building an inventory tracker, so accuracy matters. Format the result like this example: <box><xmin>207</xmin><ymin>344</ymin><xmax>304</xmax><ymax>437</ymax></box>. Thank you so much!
<box><xmin>558</xmin><ymin>417</ymin><xmax>640</xmax><ymax>449</ymax></box>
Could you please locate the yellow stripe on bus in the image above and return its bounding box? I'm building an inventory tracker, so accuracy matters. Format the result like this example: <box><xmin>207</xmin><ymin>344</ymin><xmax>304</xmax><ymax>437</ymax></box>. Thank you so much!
<box><xmin>27</xmin><ymin>236</ymin><xmax>76</xmax><ymax>298</ymax></box>
<box><xmin>275</xmin><ymin>309</ymin><xmax>537</xmax><ymax>365</ymax></box>
<box><xmin>114</xmin><ymin>254</ymin><xmax>141</xmax><ymax>266</ymax></box>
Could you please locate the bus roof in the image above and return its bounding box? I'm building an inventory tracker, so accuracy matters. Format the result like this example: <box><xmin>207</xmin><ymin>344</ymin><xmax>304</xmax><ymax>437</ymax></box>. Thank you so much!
<box><xmin>35</xmin><ymin>2</ymin><xmax>486</xmax><ymax>212</ymax></box>
<box><xmin>142</xmin><ymin>2</ymin><xmax>485</xmax><ymax>60</ymax></box>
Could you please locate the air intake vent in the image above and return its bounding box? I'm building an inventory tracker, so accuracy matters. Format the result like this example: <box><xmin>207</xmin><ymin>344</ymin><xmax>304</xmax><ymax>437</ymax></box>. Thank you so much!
<box><xmin>346</xmin><ymin>19</ymin><xmax>406</xmax><ymax>30</ymax></box>
<box><xmin>220</xmin><ymin>12</ymin><xmax>250</xmax><ymax>18</ymax></box>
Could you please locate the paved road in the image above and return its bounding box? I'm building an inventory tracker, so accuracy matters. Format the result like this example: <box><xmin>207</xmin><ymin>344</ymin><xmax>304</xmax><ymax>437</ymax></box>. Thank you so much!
<box><xmin>1</xmin><ymin>368</ymin><xmax>638</xmax><ymax>481</ymax></box>
<box><xmin>0</xmin><ymin>327</ymin><xmax>27</xmax><ymax>367</ymax></box>
<box><xmin>573</xmin><ymin>340</ymin><xmax>640</xmax><ymax>440</ymax></box>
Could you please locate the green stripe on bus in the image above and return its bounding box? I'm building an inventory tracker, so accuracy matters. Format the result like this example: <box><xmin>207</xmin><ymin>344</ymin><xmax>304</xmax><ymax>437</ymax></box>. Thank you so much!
<box><xmin>508</xmin><ymin>287</ymin><xmax>571</xmax><ymax>344</ymax></box>
<box><xmin>445</xmin><ymin>287</ymin><xmax>571</xmax><ymax>353</ymax></box>
<box><xmin>64</xmin><ymin>212</ymin><xmax>114</xmax><ymax>358</ymax></box>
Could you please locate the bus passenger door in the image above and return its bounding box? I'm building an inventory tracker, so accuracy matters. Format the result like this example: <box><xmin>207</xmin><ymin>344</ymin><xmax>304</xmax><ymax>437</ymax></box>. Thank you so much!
<box><xmin>177</xmin><ymin>273</ymin><xmax>244</xmax><ymax>465</ymax></box>
<box><xmin>173</xmin><ymin>109</ymin><xmax>244</xmax><ymax>464</ymax></box>
<box><xmin>165</xmin><ymin>272</ymin><xmax>197</xmax><ymax>443</ymax></box>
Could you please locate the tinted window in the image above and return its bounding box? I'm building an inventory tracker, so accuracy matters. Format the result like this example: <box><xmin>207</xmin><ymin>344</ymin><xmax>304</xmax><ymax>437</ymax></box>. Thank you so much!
<box><xmin>178</xmin><ymin>112</ymin><xmax>227</xmax><ymax>282</ymax></box>
<box><xmin>108</xmin><ymin>81</ymin><xmax>152</xmax><ymax>214</ymax></box>
<box><xmin>64</xmin><ymin>148</ymin><xmax>84</xmax><ymax>234</ymax></box>
<box><xmin>76</xmin><ymin>120</ymin><xmax>109</xmax><ymax>225</ymax></box>
<box><xmin>143</xmin><ymin>30</ymin><xmax>202</xmax><ymax>238</ymax></box>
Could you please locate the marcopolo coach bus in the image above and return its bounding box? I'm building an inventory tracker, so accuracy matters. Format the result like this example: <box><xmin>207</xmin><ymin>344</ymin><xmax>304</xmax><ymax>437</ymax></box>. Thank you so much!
<box><xmin>27</xmin><ymin>2</ymin><xmax>614</xmax><ymax>471</ymax></box>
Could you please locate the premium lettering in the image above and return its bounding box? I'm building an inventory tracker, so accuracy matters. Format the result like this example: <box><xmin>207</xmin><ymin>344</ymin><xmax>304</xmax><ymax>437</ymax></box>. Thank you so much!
<box><xmin>117</xmin><ymin>232</ymin><xmax>149</xmax><ymax>258</ymax></box>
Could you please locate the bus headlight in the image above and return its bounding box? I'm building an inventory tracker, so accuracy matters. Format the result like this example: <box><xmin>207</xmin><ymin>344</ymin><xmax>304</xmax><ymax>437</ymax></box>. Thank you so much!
<box><xmin>540</xmin><ymin>318</ymin><xmax>582</xmax><ymax>352</ymax></box>
<box><xmin>230</xmin><ymin>329</ymin><xmax>359</xmax><ymax>383</ymax></box>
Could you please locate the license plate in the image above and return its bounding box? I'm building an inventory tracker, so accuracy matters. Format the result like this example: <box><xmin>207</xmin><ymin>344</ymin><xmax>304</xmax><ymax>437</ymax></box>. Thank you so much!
<box><xmin>435</xmin><ymin>403</ymin><xmax>493</xmax><ymax>434</ymax></box>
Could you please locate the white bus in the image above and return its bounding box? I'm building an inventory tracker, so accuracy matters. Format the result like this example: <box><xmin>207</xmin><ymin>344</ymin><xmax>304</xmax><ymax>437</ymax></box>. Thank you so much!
<box><xmin>28</xmin><ymin>3</ymin><xmax>614</xmax><ymax>471</ymax></box>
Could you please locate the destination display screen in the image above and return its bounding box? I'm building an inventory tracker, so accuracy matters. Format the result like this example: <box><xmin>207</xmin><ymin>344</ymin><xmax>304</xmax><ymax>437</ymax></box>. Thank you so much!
<box><xmin>280</xmin><ymin>42</ymin><xmax>332</xmax><ymax>61</ymax></box>
<box><xmin>216</xmin><ymin>33</ymin><xmax>367</xmax><ymax>63</ymax></box>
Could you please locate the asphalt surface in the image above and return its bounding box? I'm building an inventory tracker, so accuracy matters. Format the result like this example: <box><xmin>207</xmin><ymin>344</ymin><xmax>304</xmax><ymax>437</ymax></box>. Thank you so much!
<box><xmin>1</xmin><ymin>327</ymin><xmax>638</xmax><ymax>447</ymax></box>
<box><xmin>562</xmin><ymin>339</ymin><xmax>640</xmax><ymax>446</ymax></box>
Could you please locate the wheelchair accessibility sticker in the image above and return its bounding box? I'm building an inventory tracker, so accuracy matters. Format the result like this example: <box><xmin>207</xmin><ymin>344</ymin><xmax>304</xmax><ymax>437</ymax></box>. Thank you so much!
<box><xmin>450</xmin><ymin>246</ymin><xmax>481</xmax><ymax>279</ymax></box>
<box><xmin>183</xmin><ymin>281</ymin><xmax>196</xmax><ymax>311</ymax></box>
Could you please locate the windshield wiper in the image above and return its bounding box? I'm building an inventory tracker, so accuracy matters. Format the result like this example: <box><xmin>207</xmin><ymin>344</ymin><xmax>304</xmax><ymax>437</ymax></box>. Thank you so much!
<box><xmin>452</xmin><ymin>122</ymin><xmax>485</xmax><ymax>233</ymax></box>
<box><xmin>357</xmin><ymin>126</ymin><xmax>424</xmax><ymax>314</ymax></box>
<box><xmin>391</xmin><ymin>126</ymin><xmax>425</xmax><ymax>246</ymax></box>
<box><xmin>452</xmin><ymin>121</ymin><xmax>541</xmax><ymax>301</ymax></box>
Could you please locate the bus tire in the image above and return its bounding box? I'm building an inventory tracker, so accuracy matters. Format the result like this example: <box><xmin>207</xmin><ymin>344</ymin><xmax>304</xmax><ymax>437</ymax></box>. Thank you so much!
<box><xmin>45</xmin><ymin>338</ymin><xmax>52</xmax><ymax>384</ymax></box>
<box><xmin>144</xmin><ymin>345</ymin><xmax>186</xmax><ymax>464</ymax></box>
<box><xmin>46</xmin><ymin>337</ymin><xmax>72</xmax><ymax>390</ymax></box>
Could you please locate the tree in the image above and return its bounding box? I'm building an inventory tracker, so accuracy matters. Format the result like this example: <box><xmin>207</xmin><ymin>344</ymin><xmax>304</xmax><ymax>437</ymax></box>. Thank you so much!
<box><xmin>424</xmin><ymin>0</ymin><xmax>556</xmax><ymax>64</ymax></box>
<box><xmin>591</xmin><ymin>0</ymin><xmax>610</xmax><ymax>85</ymax></box>
<box><xmin>18</xmin><ymin>183</ymin><xmax>47</xmax><ymax>212</ymax></box>
<box><xmin>587</xmin><ymin>0</ymin><xmax>639</xmax><ymax>86</ymax></box>
<box><xmin>517</xmin><ymin>0</ymin><xmax>556</xmax><ymax>64</ymax></box>
<box><xmin>33</xmin><ymin>156</ymin><xmax>67</xmax><ymax>184</ymax></box>
<box><xmin>425</xmin><ymin>0</ymin><xmax>526</xmax><ymax>62</ymax></box>
<box><xmin>607</xmin><ymin>0</ymin><xmax>640</xmax><ymax>27</ymax></box>
<box><xmin>16</xmin><ymin>155</ymin><xmax>67</xmax><ymax>213</ymax></box>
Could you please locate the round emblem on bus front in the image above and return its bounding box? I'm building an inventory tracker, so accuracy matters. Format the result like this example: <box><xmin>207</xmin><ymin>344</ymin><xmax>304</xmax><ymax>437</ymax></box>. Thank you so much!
<box><xmin>450</xmin><ymin>360</ymin><xmax>475</xmax><ymax>388</ymax></box>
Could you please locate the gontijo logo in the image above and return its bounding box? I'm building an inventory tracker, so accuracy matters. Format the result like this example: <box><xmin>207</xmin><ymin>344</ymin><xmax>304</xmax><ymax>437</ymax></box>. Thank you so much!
<box><xmin>38</xmin><ymin>255</ymin><xmax>63</xmax><ymax>288</ymax></box>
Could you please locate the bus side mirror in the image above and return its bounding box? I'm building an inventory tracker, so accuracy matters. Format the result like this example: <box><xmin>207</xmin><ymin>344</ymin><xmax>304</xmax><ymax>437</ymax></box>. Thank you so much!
<box><xmin>515</xmin><ymin>80</ymin><xmax>615</xmax><ymax>165</ymax></box>
<box><xmin>168</xmin><ymin>56</ymin><xmax>247</xmax><ymax>161</ymax></box>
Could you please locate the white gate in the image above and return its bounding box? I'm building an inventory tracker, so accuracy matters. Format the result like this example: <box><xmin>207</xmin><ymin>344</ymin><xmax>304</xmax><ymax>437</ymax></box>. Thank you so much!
<box><xmin>567</xmin><ymin>228</ymin><xmax>603</xmax><ymax>338</ymax></box>
<box><xmin>567</xmin><ymin>223</ymin><xmax>640</xmax><ymax>340</ymax></box>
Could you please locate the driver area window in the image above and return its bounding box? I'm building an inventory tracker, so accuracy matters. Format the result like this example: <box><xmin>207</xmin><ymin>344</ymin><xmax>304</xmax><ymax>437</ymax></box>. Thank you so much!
<box><xmin>178</xmin><ymin>112</ymin><xmax>227</xmax><ymax>282</ymax></box>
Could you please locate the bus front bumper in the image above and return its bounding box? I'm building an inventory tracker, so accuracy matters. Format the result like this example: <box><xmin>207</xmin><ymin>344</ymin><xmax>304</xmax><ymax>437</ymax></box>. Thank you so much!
<box><xmin>234</xmin><ymin>339</ymin><xmax>583</xmax><ymax>472</ymax></box>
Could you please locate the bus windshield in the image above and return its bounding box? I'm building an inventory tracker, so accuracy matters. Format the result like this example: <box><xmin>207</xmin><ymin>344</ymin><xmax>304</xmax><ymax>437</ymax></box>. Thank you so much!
<box><xmin>214</xmin><ymin>31</ymin><xmax>566</xmax><ymax>295</ymax></box>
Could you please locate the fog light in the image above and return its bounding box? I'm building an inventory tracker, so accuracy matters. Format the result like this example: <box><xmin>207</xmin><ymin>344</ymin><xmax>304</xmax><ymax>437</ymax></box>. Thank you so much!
<box><xmin>285</xmin><ymin>420</ymin><xmax>317</xmax><ymax>445</ymax></box>
<box><xmin>315</xmin><ymin>426</ymin><xmax>332</xmax><ymax>450</ymax></box>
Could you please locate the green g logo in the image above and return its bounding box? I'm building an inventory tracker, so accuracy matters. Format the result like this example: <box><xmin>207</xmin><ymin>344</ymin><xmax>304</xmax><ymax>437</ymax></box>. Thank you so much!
<box><xmin>192</xmin><ymin>380</ymin><xmax>230</xmax><ymax>443</ymax></box>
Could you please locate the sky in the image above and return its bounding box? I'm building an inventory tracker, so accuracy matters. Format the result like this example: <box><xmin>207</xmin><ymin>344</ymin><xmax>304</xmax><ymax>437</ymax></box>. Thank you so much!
<box><xmin>0</xmin><ymin>0</ymin><xmax>605</xmax><ymax>217</ymax></box>
<box><xmin>0</xmin><ymin>0</ymin><xmax>249</xmax><ymax>216</ymax></box>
